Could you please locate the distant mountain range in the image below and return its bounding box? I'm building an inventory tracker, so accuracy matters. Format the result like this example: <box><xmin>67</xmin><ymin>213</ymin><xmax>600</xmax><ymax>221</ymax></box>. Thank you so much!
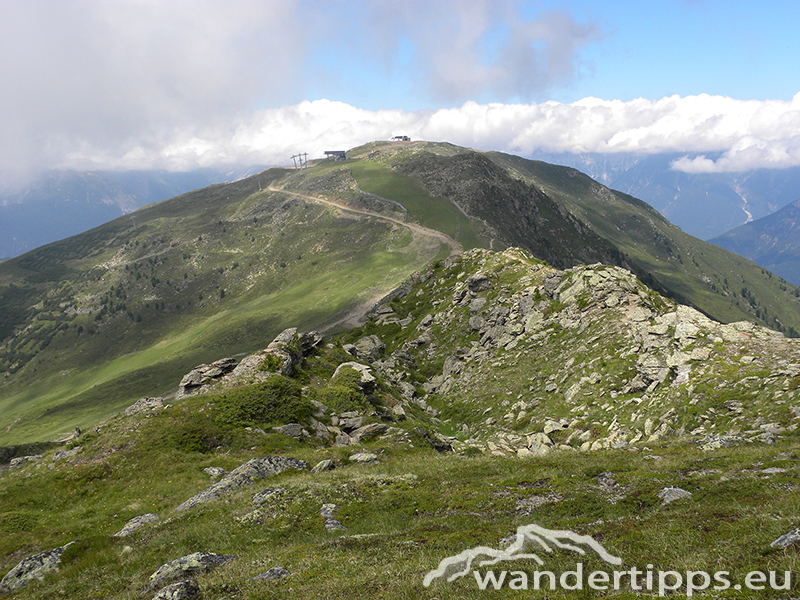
<box><xmin>0</xmin><ymin>168</ymin><xmax>265</xmax><ymax>259</ymax></box>
<box><xmin>532</xmin><ymin>151</ymin><xmax>800</xmax><ymax>241</ymax></box>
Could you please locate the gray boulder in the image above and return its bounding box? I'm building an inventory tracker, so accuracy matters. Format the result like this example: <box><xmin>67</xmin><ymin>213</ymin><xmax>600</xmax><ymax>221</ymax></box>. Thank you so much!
<box><xmin>177</xmin><ymin>357</ymin><xmax>237</xmax><ymax>399</ymax></box>
<box><xmin>175</xmin><ymin>456</ymin><xmax>307</xmax><ymax>512</ymax></box>
<box><xmin>114</xmin><ymin>513</ymin><xmax>159</xmax><ymax>538</ymax></box>
<box><xmin>657</xmin><ymin>486</ymin><xmax>692</xmax><ymax>505</ymax></box>
<box><xmin>350</xmin><ymin>422</ymin><xmax>389</xmax><ymax>443</ymax></box>
<box><xmin>271</xmin><ymin>423</ymin><xmax>305</xmax><ymax>440</ymax></box>
<box><xmin>0</xmin><ymin>541</ymin><xmax>76</xmax><ymax>592</ymax></box>
<box><xmin>354</xmin><ymin>335</ymin><xmax>385</xmax><ymax>361</ymax></box>
<box><xmin>149</xmin><ymin>552</ymin><xmax>237</xmax><ymax>589</ymax></box>
<box><xmin>466</xmin><ymin>272</ymin><xmax>490</xmax><ymax>292</ymax></box>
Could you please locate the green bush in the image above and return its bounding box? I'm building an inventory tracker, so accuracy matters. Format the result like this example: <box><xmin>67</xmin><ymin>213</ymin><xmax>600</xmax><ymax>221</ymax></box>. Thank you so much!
<box><xmin>315</xmin><ymin>385</ymin><xmax>369</xmax><ymax>413</ymax></box>
<box><xmin>259</xmin><ymin>353</ymin><xmax>284</xmax><ymax>372</ymax></box>
<box><xmin>216</xmin><ymin>375</ymin><xmax>311</xmax><ymax>427</ymax></box>
<box><xmin>311</xmin><ymin>366</ymin><xmax>370</xmax><ymax>413</ymax></box>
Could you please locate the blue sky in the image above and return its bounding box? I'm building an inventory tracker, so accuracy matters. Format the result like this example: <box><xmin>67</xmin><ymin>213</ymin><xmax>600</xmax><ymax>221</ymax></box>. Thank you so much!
<box><xmin>295</xmin><ymin>0</ymin><xmax>800</xmax><ymax>108</ymax></box>
<box><xmin>1</xmin><ymin>0</ymin><xmax>800</xmax><ymax>179</ymax></box>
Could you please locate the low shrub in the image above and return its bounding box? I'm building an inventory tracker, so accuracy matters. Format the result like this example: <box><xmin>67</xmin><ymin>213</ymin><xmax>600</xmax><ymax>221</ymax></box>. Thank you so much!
<box><xmin>215</xmin><ymin>374</ymin><xmax>311</xmax><ymax>427</ymax></box>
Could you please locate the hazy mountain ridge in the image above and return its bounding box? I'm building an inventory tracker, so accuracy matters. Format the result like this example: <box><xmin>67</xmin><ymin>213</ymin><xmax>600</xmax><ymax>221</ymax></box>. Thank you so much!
<box><xmin>711</xmin><ymin>198</ymin><xmax>800</xmax><ymax>285</ymax></box>
<box><xmin>0</xmin><ymin>168</ymin><xmax>263</xmax><ymax>259</ymax></box>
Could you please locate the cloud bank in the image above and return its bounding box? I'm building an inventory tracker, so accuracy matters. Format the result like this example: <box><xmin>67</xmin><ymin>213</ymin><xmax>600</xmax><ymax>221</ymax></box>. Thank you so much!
<box><xmin>0</xmin><ymin>0</ymin><xmax>603</xmax><ymax>181</ymax></box>
<box><xmin>75</xmin><ymin>93</ymin><xmax>800</xmax><ymax>174</ymax></box>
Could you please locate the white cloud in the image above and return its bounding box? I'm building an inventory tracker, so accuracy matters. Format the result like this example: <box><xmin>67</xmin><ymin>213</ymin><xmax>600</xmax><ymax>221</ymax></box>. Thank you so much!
<box><xmin>43</xmin><ymin>94</ymin><xmax>800</xmax><ymax>174</ymax></box>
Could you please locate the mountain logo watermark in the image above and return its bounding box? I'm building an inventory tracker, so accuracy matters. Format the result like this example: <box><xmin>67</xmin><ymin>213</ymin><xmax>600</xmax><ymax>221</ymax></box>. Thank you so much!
<box><xmin>423</xmin><ymin>523</ymin><xmax>792</xmax><ymax>596</ymax></box>
<box><xmin>423</xmin><ymin>523</ymin><xmax>622</xmax><ymax>587</ymax></box>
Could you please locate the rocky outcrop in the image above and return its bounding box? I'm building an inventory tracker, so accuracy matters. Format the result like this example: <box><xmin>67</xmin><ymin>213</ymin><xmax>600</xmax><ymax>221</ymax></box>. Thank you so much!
<box><xmin>176</xmin><ymin>328</ymin><xmax>324</xmax><ymax>399</ymax></box>
<box><xmin>175</xmin><ymin>456</ymin><xmax>307</xmax><ymax>512</ymax></box>
<box><xmin>347</xmin><ymin>248</ymin><xmax>800</xmax><ymax>457</ymax></box>
<box><xmin>9</xmin><ymin>454</ymin><xmax>43</xmax><ymax>469</ymax></box>
<box><xmin>123</xmin><ymin>397</ymin><xmax>165</xmax><ymax>417</ymax></box>
<box><xmin>0</xmin><ymin>541</ymin><xmax>76</xmax><ymax>592</ymax></box>
<box><xmin>176</xmin><ymin>358</ymin><xmax>237</xmax><ymax>399</ymax></box>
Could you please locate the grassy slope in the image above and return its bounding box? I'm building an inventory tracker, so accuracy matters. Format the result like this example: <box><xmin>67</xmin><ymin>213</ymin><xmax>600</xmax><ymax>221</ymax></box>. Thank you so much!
<box><xmin>0</xmin><ymin>339</ymin><xmax>797</xmax><ymax>599</ymax></box>
<box><xmin>346</xmin><ymin>160</ymin><xmax>487</xmax><ymax>251</ymax></box>
<box><xmin>0</xmin><ymin>167</ymin><xmax>443</xmax><ymax>444</ymax></box>
<box><xmin>487</xmin><ymin>152</ymin><xmax>800</xmax><ymax>335</ymax></box>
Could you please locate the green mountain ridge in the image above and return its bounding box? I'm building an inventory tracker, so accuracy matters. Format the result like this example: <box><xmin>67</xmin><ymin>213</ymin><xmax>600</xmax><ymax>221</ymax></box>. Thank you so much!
<box><xmin>0</xmin><ymin>165</ymin><xmax>445</xmax><ymax>444</ymax></box>
<box><xmin>711</xmin><ymin>198</ymin><xmax>800</xmax><ymax>286</ymax></box>
<box><xmin>1</xmin><ymin>140</ymin><xmax>800</xmax><ymax>445</ymax></box>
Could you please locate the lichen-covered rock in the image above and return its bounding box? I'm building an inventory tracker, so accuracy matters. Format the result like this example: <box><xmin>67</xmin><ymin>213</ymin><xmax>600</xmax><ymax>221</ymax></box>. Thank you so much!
<box><xmin>175</xmin><ymin>456</ymin><xmax>307</xmax><ymax>511</ymax></box>
<box><xmin>311</xmin><ymin>459</ymin><xmax>336</xmax><ymax>473</ymax></box>
<box><xmin>0</xmin><ymin>541</ymin><xmax>76</xmax><ymax>592</ymax></box>
<box><xmin>348</xmin><ymin>452</ymin><xmax>378</xmax><ymax>463</ymax></box>
<box><xmin>114</xmin><ymin>513</ymin><xmax>159</xmax><ymax>537</ymax></box>
<box><xmin>770</xmin><ymin>528</ymin><xmax>800</xmax><ymax>548</ymax></box>
<box><xmin>152</xmin><ymin>578</ymin><xmax>200</xmax><ymax>600</ymax></box>
<box><xmin>353</xmin><ymin>335</ymin><xmax>385</xmax><ymax>361</ymax></box>
<box><xmin>150</xmin><ymin>552</ymin><xmax>237</xmax><ymax>588</ymax></box>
